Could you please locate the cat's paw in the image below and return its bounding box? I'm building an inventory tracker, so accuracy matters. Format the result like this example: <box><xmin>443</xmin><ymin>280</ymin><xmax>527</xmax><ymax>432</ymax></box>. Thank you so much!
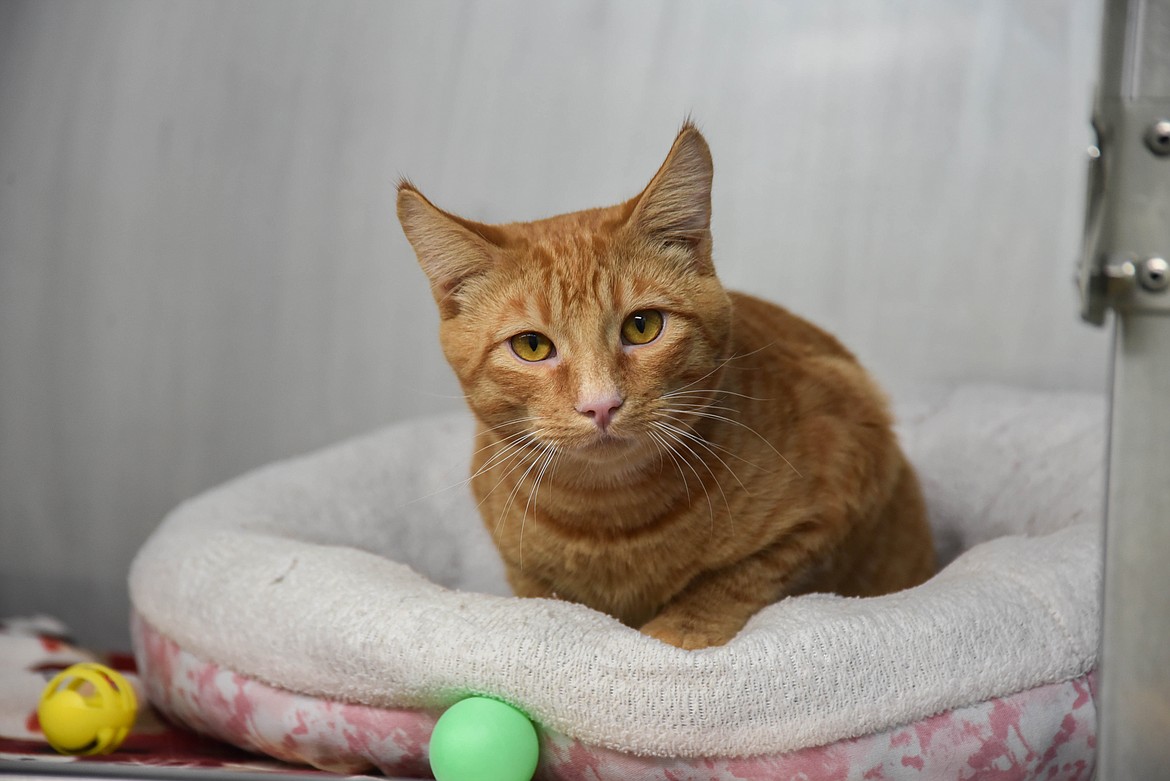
<box><xmin>639</xmin><ymin>617</ymin><xmax>735</xmax><ymax>650</ymax></box>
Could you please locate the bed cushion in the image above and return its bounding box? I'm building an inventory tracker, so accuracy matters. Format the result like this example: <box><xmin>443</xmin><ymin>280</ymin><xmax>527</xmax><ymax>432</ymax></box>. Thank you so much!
<box><xmin>128</xmin><ymin>384</ymin><xmax>1104</xmax><ymax>778</ymax></box>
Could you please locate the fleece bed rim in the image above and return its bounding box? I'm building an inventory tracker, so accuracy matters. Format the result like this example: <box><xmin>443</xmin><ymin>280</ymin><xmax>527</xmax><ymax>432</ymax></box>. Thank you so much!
<box><xmin>128</xmin><ymin>407</ymin><xmax>1100</xmax><ymax>759</ymax></box>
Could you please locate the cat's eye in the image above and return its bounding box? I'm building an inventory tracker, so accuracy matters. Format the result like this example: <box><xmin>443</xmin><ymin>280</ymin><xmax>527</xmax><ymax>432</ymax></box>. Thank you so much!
<box><xmin>621</xmin><ymin>310</ymin><xmax>665</xmax><ymax>346</ymax></box>
<box><xmin>510</xmin><ymin>332</ymin><xmax>555</xmax><ymax>362</ymax></box>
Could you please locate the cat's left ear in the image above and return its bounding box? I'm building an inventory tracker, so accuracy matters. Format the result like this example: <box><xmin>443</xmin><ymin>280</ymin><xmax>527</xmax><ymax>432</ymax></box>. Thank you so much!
<box><xmin>628</xmin><ymin>122</ymin><xmax>714</xmax><ymax>270</ymax></box>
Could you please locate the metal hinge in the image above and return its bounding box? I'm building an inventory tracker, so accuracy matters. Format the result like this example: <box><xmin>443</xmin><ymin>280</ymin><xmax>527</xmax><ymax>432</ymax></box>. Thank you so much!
<box><xmin>1078</xmin><ymin>99</ymin><xmax>1170</xmax><ymax>325</ymax></box>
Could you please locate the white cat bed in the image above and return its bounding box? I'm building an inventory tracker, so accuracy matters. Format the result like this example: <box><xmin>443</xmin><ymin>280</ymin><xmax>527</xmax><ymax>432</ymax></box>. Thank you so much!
<box><xmin>129</xmin><ymin>385</ymin><xmax>1104</xmax><ymax>779</ymax></box>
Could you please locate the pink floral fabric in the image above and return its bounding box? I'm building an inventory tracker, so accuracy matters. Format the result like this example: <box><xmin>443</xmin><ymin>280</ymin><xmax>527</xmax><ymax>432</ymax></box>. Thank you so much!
<box><xmin>134</xmin><ymin>614</ymin><xmax>1096</xmax><ymax>780</ymax></box>
<box><xmin>0</xmin><ymin>616</ymin><xmax>330</xmax><ymax>774</ymax></box>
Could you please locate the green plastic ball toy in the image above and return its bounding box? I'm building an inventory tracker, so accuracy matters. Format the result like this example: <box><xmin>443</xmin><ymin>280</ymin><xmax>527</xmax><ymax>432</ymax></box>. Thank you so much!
<box><xmin>429</xmin><ymin>696</ymin><xmax>540</xmax><ymax>781</ymax></box>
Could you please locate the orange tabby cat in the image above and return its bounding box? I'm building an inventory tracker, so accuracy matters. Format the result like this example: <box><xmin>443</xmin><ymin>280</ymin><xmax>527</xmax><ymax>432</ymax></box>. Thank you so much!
<box><xmin>397</xmin><ymin>123</ymin><xmax>934</xmax><ymax>650</ymax></box>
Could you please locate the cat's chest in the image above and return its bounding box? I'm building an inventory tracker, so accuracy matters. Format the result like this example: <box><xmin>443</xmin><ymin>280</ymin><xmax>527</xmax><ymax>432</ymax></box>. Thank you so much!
<box><xmin>527</xmin><ymin>532</ymin><xmax>695</xmax><ymax>624</ymax></box>
<box><xmin>502</xmin><ymin>495</ymin><xmax>739</xmax><ymax>610</ymax></box>
<box><xmin>469</xmin><ymin>429</ymin><xmax>781</xmax><ymax>617</ymax></box>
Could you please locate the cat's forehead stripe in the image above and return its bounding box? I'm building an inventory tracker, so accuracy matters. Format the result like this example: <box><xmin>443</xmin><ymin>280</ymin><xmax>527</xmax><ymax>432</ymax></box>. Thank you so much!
<box><xmin>498</xmin><ymin>251</ymin><xmax>688</xmax><ymax>329</ymax></box>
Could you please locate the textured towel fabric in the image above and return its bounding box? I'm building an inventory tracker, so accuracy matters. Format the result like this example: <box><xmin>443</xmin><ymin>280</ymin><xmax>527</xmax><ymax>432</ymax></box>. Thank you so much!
<box><xmin>128</xmin><ymin>385</ymin><xmax>1105</xmax><ymax>758</ymax></box>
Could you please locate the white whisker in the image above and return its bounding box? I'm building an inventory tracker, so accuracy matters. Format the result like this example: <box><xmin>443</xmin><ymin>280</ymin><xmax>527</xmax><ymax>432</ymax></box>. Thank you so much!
<box><xmin>658</xmin><ymin>401</ymin><xmax>740</xmax><ymax>415</ymax></box>
<box><xmin>494</xmin><ymin>440</ymin><xmax>556</xmax><ymax>543</ymax></box>
<box><xmin>666</xmin><ymin>343</ymin><xmax>776</xmax><ymax>396</ymax></box>
<box><xmin>401</xmin><ymin>427</ymin><xmax>538</xmax><ymax>507</ymax></box>
<box><xmin>652</xmin><ymin>421</ymin><xmax>728</xmax><ymax>530</ymax></box>
<box><xmin>662</xmin><ymin>388</ymin><xmax>771</xmax><ymax>403</ymax></box>
<box><xmin>657</xmin><ymin>414</ymin><xmax>762</xmax><ymax>479</ymax></box>
<box><xmin>520</xmin><ymin>444</ymin><xmax>559</xmax><ymax>570</ymax></box>
<box><xmin>648</xmin><ymin>429</ymin><xmax>691</xmax><ymax>503</ymax></box>
<box><xmin>472</xmin><ymin>428</ymin><xmax>541</xmax><ymax>471</ymax></box>
<box><xmin>661</xmin><ymin>407</ymin><xmax>801</xmax><ymax>477</ymax></box>
<box><xmin>479</xmin><ymin>415</ymin><xmax>543</xmax><ymax>437</ymax></box>
<box><xmin>654</xmin><ymin>417</ymin><xmax>754</xmax><ymax>496</ymax></box>
<box><xmin>478</xmin><ymin>430</ymin><xmax>551</xmax><ymax>521</ymax></box>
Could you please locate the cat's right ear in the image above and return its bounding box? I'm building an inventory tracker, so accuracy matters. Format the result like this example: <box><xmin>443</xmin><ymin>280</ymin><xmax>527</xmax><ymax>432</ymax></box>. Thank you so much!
<box><xmin>397</xmin><ymin>182</ymin><xmax>497</xmax><ymax>313</ymax></box>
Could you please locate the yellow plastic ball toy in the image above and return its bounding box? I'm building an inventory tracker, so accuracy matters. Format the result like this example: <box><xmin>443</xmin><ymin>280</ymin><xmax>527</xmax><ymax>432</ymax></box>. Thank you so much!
<box><xmin>37</xmin><ymin>663</ymin><xmax>138</xmax><ymax>755</ymax></box>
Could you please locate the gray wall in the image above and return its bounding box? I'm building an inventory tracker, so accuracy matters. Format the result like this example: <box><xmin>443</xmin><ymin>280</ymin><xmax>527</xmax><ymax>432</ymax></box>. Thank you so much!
<box><xmin>0</xmin><ymin>0</ymin><xmax>1107</xmax><ymax>649</ymax></box>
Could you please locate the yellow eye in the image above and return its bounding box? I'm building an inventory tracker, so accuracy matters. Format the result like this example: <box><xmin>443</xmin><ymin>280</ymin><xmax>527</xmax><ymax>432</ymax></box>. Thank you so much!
<box><xmin>621</xmin><ymin>310</ymin><xmax>665</xmax><ymax>346</ymax></box>
<box><xmin>509</xmin><ymin>332</ymin><xmax>555</xmax><ymax>362</ymax></box>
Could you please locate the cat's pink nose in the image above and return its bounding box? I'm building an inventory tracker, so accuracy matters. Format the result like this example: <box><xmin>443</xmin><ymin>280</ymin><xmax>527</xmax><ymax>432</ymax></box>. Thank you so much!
<box><xmin>577</xmin><ymin>396</ymin><xmax>623</xmax><ymax>430</ymax></box>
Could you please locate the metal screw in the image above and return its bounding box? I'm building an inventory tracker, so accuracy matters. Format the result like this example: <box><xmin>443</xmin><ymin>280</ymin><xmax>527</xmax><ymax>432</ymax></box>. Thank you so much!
<box><xmin>1145</xmin><ymin>119</ymin><xmax>1170</xmax><ymax>156</ymax></box>
<box><xmin>1139</xmin><ymin>257</ymin><xmax>1170</xmax><ymax>292</ymax></box>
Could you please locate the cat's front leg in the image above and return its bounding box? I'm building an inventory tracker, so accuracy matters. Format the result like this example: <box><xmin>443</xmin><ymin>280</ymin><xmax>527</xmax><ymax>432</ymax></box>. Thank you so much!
<box><xmin>639</xmin><ymin>548</ymin><xmax>803</xmax><ymax>650</ymax></box>
<box><xmin>504</xmin><ymin>566</ymin><xmax>557</xmax><ymax>600</ymax></box>
<box><xmin>639</xmin><ymin>593</ymin><xmax>764</xmax><ymax>650</ymax></box>
<box><xmin>639</xmin><ymin>611</ymin><xmax>743</xmax><ymax>651</ymax></box>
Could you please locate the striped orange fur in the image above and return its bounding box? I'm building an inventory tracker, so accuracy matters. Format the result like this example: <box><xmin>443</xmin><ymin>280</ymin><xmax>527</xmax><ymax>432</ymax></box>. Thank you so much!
<box><xmin>397</xmin><ymin>123</ymin><xmax>934</xmax><ymax>650</ymax></box>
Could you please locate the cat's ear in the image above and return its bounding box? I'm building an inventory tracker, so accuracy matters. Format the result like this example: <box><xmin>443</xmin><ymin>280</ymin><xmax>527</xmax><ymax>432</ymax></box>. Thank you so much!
<box><xmin>397</xmin><ymin>181</ymin><xmax>499</xmax><ymax>310</ymax></box>
<box><xmin>628</xmin><ymin>122</ymin><xmax>713</xmax><ymax>265</ymax></box>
